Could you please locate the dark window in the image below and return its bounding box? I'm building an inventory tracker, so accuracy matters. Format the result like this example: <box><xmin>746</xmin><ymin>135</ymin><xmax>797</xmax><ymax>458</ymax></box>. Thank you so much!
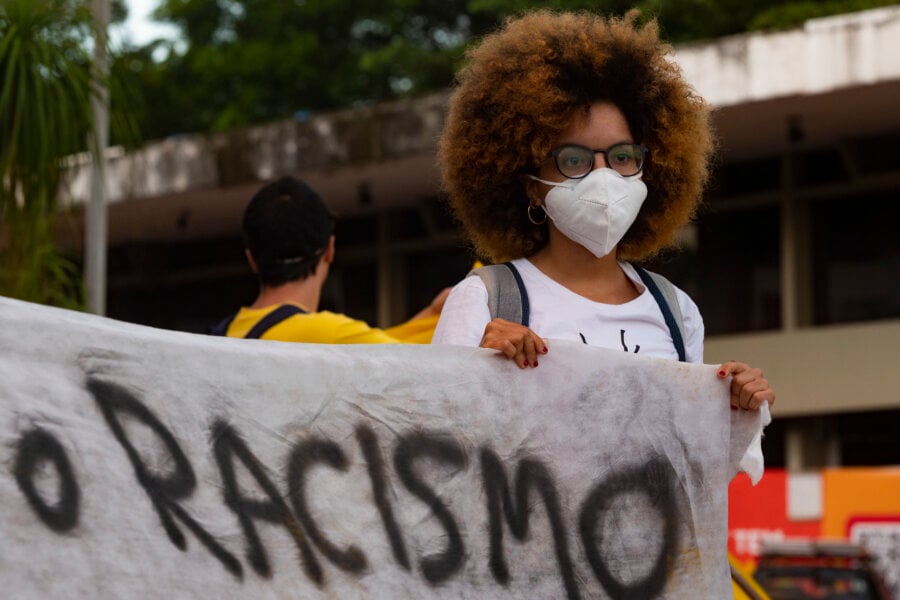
<box><xmin>711</xmin><ymin>157</ymin><xmax>781</xmax><ymax>198</ymax></box>
<box><xmin>652</xmin><ymin>206</ymin><xmax>781</xmax><ymax>335</ymax></box>
<box><xmin>757</xmin><ymin>411</ymin><xmax>900</xmax><ymax>469</ymax></box>
<box><xmin>811</xmin><ymin>192</ymin><xmax>900</xmax><ymax>325</ymax></box>
<box><xmin>760</xmin><ymin>418</ymin><xmax>786</xmax><ymax>469</ymax></box>
<box><xmin>847</xmin><ymin>131</ymin><xmax>900</xmax><ymax>176</ymax></box>
<box><xmin>837</xmin><ymin>409</ymin><xmax>900</xmax><ymax>466</ymax></box>
<box><xmin>389</xmin><ymin>208</ymin><xmax>427</xmax><ymax>240</ymax></box>
<box><xmin>106</xmin><ymin>235</ymin><xmax>255</xmax><ymax>333</ymax></box>
<box><xmin>108</xmin><ymin>274</ymin><xmax>256</xmax><ymax>334</ymax></box>
<box><xmin>792</xmin><ymin>148</ymin><xmax>850</xmax><ymax>187</ymax></box>
<box><xmin>335</xmin><ymin>214</ymin><xmax>377</xmax><ymax>245</ymax></box>
<box><xmin>406</xmin><ymin>249</ymin><xmax>475</xmax><ymax>317</ymax></box>
<box><xmin>323</xmin><ymin>262</ymin><xmax>377</xmax><ymax>326</ymax></box>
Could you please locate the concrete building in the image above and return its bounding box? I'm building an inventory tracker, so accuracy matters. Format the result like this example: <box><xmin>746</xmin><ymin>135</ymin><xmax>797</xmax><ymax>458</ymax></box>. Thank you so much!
<box><xmin>60</xmin><ymin>7</ymin><xmax>900</xmax><ymax>469</ymax></box>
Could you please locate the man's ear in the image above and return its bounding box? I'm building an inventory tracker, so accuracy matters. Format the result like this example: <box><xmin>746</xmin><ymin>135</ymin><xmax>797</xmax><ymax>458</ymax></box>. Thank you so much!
<box><xmin>322</xmin><ymin>235</ymin><xmax>336</xmax><ymax>264</ymax></box>
<box><xmin>244</xmin><ymin>248</ymin><xmax>258</xmax><ymax>273</ymax></box>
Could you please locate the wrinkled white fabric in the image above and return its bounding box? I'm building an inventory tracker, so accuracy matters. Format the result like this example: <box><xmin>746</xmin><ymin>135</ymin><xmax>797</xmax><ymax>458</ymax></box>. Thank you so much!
<box><xmin>0</xmin><ymin>296</ymin><xmax>767</xmax><ymax>599</ymax></box>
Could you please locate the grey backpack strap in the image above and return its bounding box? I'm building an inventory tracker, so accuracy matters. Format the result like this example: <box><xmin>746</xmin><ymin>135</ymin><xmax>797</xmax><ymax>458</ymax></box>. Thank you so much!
<box><xmin>468</xmin><ymin>262</ymin><xmax>530</xmax><ymax>326</ymax></box>
<box><xmin>633</xmin><ymin>265</ymin><xmax>687</xmax><ymax>362</ymax></box>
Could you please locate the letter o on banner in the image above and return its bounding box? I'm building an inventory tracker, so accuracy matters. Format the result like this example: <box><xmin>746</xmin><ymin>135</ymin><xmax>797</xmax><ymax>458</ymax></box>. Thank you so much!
<box><xmin>578</xmin><ymin>457</ymin><xmax>679</xmax><ymax>600</ymax></box>
<box><xmin>14</xmin><ymin>428</ymin><xmax>80</xmax><ymax>532</ymax></box>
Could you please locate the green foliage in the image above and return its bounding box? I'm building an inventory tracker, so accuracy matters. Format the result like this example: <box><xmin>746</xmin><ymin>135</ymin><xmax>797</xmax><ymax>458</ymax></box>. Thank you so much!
<box><xmin>749</xmin><ymin>0</ymin><xmax>900</xmax><ymax>30</ymax></box>
<box><xmin>632</xmin><ymin>0</ymin><xmax>783</xmax><ymax>42</ymax></box>
<box><xmin>116</xmin><ymin>0</ymin><xmax>492</xmax><ymax>139</ymax></box>
<box><xmin>1</xmin><ymin>205</ymin><xmax>83</xmax><ymax>309</ymax></box>
<box><xmin>117</xmin><ymin>0</ymin><xmax>900</xmax><ymax>140</ymax></box>
<box><xmin>0</xmin><ymin>0</ymin><xmax>100</xmax><ymax>307</ymax></box>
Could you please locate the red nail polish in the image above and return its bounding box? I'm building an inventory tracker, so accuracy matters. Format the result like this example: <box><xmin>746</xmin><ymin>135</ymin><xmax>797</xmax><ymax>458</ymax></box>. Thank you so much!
<box><xmin>718</xmin><ymin>370</ymin><xmax>726</xmax><ymax>377</ymax></box>
<box><xmin>542</xmin><ymin>346</ymin><xmax>548</xmax><ymax>353</ymax></box>
<box><xmin>533</xmin><ymin>360</ymin><xmax>539</xmax><ymax>367</ymax></box>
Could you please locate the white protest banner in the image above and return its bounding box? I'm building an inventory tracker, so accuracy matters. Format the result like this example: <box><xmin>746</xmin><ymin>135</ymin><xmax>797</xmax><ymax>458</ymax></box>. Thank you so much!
<box><xmin>0</xmin><ymin>296</ymin><xmax>768</xmax><ymax>599</ymax></box>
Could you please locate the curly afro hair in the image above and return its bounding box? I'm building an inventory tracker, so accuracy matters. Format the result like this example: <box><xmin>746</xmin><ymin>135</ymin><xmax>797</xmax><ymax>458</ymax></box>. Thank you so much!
<box><xmin>439</xmin><ymin>10</ymin><xmax>713</xmax><ymax>263</ymax></box>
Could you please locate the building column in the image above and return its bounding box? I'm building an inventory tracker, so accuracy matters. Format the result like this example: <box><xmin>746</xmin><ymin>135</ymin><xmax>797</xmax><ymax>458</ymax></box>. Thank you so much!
<box><xmin>376</xmin><ymin>211</ymin><xmax>392</xmax><ymax>328</ymax></box>
<box><xmin>785</xmin><ymin>419</ymin><xmax>842</xmax><ymax>471</ymax></box>
<box><xmin>780</xmin><ymin>144</ymin><xmax>813</xmax><ymax>330</ymax></box>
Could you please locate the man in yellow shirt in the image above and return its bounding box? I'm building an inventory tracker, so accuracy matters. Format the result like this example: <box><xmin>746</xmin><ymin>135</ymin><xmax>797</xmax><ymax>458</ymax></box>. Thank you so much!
<box><xmin>211</xmin><ymin>176</ymin><xmax>447</xmax><ymax>343</ymax></box>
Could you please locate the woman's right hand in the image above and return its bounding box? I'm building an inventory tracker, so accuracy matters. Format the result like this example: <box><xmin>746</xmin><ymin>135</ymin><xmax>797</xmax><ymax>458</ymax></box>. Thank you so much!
<box><xmin>480</xmin><ymin>318</ymin><xmax>548</xmax><ymax>369</ymax></box>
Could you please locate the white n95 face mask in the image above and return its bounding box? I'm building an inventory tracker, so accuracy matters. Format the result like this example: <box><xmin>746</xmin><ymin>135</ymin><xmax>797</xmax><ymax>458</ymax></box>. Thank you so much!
<box><xmin>528</xmin><ymin>168</ymin><xmax>648</xmax><ymax>258</ymax></box>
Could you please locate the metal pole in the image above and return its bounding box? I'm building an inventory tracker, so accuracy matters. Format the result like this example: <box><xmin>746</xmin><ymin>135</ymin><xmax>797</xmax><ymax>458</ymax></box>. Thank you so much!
<box><xmin>86</xmin><ymin>0</ymin><xmax>110</xmax><ymax>315</ymax></box>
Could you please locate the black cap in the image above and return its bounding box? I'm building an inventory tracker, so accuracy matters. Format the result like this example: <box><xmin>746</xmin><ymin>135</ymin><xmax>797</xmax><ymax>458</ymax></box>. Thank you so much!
<box><xmin>242</xmin><ymin>176</ymin><xmax>335</xmax><ymax>285</ymax></box>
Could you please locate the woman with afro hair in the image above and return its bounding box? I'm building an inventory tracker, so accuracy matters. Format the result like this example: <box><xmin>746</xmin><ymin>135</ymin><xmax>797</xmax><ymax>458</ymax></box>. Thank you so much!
<box><xmin>432</xmin><ymin>10</ymin><xmax>774</xmax><ymax>412</ymax></box>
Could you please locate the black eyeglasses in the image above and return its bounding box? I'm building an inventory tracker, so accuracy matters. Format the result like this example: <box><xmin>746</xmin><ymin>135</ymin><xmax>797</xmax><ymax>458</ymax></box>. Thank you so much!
<box><xmin>549</xmin><ymin>143</ymin><xmax>648</xmax><ymax>179</ymax></box>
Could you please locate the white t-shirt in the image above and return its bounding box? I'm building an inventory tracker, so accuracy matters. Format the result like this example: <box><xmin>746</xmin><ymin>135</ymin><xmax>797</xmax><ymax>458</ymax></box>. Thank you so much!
<box><xmin>432</xmin><ymin>258</ymin><xmax>705</xmax><ymax>363</ymax></box>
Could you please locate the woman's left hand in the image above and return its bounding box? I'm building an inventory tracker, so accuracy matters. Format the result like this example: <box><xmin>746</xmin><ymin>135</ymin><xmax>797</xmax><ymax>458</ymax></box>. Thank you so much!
<box><xmin>717</xmin><ymin>361</ymin><xmax>775</xmax><ymax>410</ymax></box>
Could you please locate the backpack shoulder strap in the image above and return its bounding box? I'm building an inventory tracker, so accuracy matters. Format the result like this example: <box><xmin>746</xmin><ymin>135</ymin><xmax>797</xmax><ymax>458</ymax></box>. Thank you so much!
<box><xmin>244</xmin><ymin>304</ymin><xmax>307</xmax><ymax>339</ymax></box>
<box><xmin>467</xmin><ymin>262</ymin><xmax>687</xmax><ymax>361</ymax></box>
<box><xmin>632</xmin><ymin>265</ymin><xmax>687</xmax><ymax>362</ymax></box>
<box><xmin>208</xmin><ymin>311</ymin><xmax>238</xmax><ymax>336</ymax></box>
<box><xmin>209</xmin><ymin>304</ymin><xmax>307</xmax><ymax>339</ymax></box>
<box><xmin>468</xmin><ymin>262</ymin><xmax>530</xmax><ymax>326</ymax></box>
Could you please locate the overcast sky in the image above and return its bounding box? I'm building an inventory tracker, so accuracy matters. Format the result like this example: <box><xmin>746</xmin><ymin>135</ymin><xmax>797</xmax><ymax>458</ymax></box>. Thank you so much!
<box><xmin>113</xmin><ymin>0</ymin><xmax>178</xmax><ymax>47</ymax></box>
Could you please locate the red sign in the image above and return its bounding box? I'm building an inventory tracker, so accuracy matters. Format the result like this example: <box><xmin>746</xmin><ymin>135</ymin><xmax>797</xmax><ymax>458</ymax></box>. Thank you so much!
<box><xmin>728</xmin><ymin>470</ymin><xmax>821</xmax><ymax>563</ymax></box>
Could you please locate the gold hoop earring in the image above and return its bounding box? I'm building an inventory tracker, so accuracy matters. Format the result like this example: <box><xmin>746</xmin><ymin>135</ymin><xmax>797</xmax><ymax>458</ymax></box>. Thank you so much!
<box><xmin>527</xmin><ymin>203</ymin><xmax>547</xmax><ymax>225</ymax></box>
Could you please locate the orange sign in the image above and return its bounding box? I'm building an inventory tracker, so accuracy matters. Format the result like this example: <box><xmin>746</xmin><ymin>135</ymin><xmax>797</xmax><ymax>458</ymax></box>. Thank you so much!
<box><xmin>821</xmin><ymin>468</ymin><xmax>900</xmax><ymax>537</ymax></box>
